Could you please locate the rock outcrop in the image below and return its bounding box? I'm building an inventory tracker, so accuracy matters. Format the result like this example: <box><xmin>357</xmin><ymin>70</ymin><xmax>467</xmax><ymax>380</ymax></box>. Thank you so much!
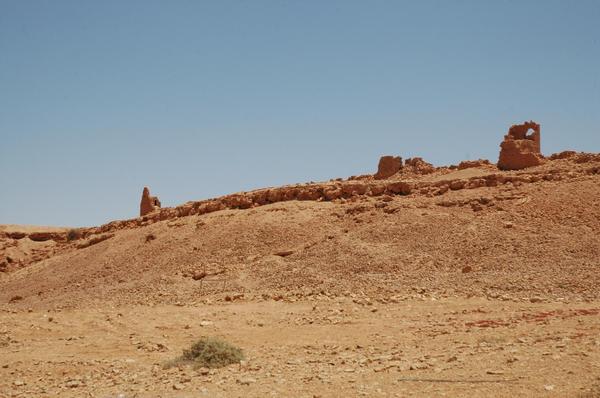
<box><xmin>498</xmin><ymin>121</ymin><xmax>544</xmax><ymax>170</ymax></box>
<box><xmin>374</xmin><ymin>156</ymin><xmax>402</xmax><ymax>179</ymax></box>
<box><xmin>76</xmin><ymin>152</ymin><xmax>600</xmax><ymax>241</ymax></box>
<box><xmin>140</xmin><ymin>187</ymin><xmax>161</xmax><ymax>217</ymax></box>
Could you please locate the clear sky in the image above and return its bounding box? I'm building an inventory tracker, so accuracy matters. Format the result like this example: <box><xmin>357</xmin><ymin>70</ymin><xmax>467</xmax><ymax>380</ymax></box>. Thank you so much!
<box><xmin>1</xmin><ymin>1</ymin><xmax>599</xmax><ymax>227</ymax></box>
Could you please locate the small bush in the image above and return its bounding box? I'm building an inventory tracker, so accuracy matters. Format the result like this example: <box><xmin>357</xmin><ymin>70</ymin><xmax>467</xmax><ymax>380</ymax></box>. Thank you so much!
<box><xmin>67</xmin><ymin>229</ymin><xmax>82</xmax><ymax>241</ymax></box>
<box><xmin>167</xmin><ymin>337</ymin><xmax>244</xmax><ymax>369</ymax></box>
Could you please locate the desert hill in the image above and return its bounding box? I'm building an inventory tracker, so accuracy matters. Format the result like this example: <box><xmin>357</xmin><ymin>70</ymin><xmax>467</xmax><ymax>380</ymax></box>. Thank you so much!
<box><xmin>2</xmin><ymin>142</ymin><xmax>600</xmax><ymax>397</ymax></box>
<box><xmin>2</xmin><ymin>152</ymin><xmax>599</xmax><ymax>309</ymax></box>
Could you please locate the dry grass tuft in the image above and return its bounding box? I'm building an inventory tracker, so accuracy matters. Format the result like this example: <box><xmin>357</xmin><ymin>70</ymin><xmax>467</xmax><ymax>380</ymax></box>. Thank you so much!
<box><xmin>166</xmin><ymin>337</ymin><xmax>244</xmax><ymax>369</ymax></box>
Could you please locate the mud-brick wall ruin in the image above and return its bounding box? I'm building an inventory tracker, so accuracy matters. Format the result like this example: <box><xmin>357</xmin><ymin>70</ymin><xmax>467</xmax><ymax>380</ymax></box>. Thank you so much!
<box><xmin>498</xmin><ymin>121</ymin><xmax>544</xmax><ymax>170</ymax></box>
<box><xmin>140</xmin><ymin>187</ymin><xmax>161</xmax><ymax>217</ymax></box>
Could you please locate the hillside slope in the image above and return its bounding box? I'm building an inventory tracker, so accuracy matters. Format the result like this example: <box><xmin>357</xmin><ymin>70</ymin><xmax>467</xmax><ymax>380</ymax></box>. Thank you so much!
<box><xmin>2</xmin><ymin>154</ymin><xmax>599</xmax><ymax>309</ymax></box>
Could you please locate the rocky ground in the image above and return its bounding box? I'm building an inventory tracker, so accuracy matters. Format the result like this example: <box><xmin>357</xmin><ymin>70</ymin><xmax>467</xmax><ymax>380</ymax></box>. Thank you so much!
<box><xmin>1</xmin><ymin>299</ymin><xmax>600</xmax><ymax>397</ymax></box>
<box><xmin>1</xmin><ymin>153</ymin><xmax>599</xmax><ymax>397</ymax></box>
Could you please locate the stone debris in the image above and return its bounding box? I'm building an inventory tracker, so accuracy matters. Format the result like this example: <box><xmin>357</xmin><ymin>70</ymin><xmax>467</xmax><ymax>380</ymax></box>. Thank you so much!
<box><xmin>458</xmin><ymin>159</ymin><xmax>492</xmax><ymax>170</ymax></box>
<box><xmin>236</xmin><ymin>377</ymin><xmax>257</xmax><ymax>385</ymax></box>
<box><xmin>404</xmin><ymin>157</ymin><xmax>435</xmax><ymax>174</ymax></box>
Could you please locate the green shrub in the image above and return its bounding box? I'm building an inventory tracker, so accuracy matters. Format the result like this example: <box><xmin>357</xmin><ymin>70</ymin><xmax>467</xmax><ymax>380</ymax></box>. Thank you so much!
<box><xmin>67</xmin><ymin>229</ymin><xmax>82</xmax><ymax>241</ymax></box>
<box><xmin>167</xmin><ymin>337</ymin><xmax>244</xmax><ymax>369</ymax></box>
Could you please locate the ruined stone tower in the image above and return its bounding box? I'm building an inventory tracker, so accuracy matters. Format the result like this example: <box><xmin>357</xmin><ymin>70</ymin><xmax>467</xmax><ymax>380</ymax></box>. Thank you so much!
<box><xmin>140</xmin><ymin>187</ymin><xmax>161</xmax><ymax>217</ymax></box>
<box><xmin>498</xmin><ymin>121</ymin><xmax>544</xmax><ymax>170</ymax></box>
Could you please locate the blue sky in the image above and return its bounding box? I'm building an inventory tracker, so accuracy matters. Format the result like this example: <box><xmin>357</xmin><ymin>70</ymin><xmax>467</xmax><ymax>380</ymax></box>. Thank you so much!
<box><xmin>1</xmin><ymin>1</ymin><xmax>599</xmax><ymax>227</ymax></box>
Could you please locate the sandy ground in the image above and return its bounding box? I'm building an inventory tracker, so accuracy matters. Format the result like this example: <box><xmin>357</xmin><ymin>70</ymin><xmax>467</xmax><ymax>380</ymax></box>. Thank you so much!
<box><xmin>1</xmin><ymin>298</ymin><xmax>600</xmax><ymax>397</ymax></box>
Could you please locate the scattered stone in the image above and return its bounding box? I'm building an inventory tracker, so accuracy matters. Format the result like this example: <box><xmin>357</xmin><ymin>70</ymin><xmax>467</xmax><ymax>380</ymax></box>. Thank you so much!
<box><xmin>6</xmin><ymin>232</ymin><xmax>26</xmax><ymax>240</ymax></box>
<box><xmin>197</xmin><ymin>367</ymin><xmax>210</xmax><ymax>376</ymax></box>
<box><xmin>192</xmin><ymin>271</ymin><xmax>207</xmax><ymax>280</ymax></box>
<box><xmin>274</xmin><ymin>250</ymin><xmax>295</xmax><ymax>257</ymax></box>
<box><xmin>237</xmin><ymin>377</ymin><xmax>257</xmax><ymax>385</ymax></box>
<box><xmin>65</xmin><ymin>380</ymin><xmax>80</xmax><ymax>388</ymax></box>
<box><xmin>449</xmin><ymin>180</ymin><xmax>465</xmax><ymax>190</ymax></box>
<box><xmin>199</xmin><ymin>320</ymin><xmax>213</xmax><ymax>327</ymax></box>
<box><xmin>409</xmin><ymin>362</ymin><xmax>429</xmax><ymax>370</ymax></box>
<box><xmin>28</xmin><ymin>232</ymin><xmax>63</xmax><ymax>242</ymax></box>
<box><xmin>471</xmin><ymin>202</ymin><xmax>483</xmax><ymax>212</ymax></box>
<box><xmin>549</xmin><ymin>151</ymin><xmax>576</xmax><ymax>160</ymax></box>
<box><xmin>405</xmin><ymin>157</ymin><xmax>435</xmax><ymax>174</ymax></box>
<box><xmin>530</xmin><ymin>297</ymin><xmax>543</xmax><ymax>303</ymax></box>
<box><xmin>13</xmin><ymin>380</ymin><xmax>25</xmax><ymax>386</ymax></box>
<box><xmin>173</xmin><ymin>383</ymin><xmax>185</xmax><ymax>390</ymax></box>
<box><xmin>458</xmin><ymin>159</ymin><xmax>491</xmax><ymax>170</ymax></box>
<box><xmin>76</xmin><ymin>233</ymin><xmax>115</xmax><ymax>249</ymax></box>
<box><xmin>386</xmin><ymin>181</ymin><xmax>412</xmax><ymax>195</ymax></box>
